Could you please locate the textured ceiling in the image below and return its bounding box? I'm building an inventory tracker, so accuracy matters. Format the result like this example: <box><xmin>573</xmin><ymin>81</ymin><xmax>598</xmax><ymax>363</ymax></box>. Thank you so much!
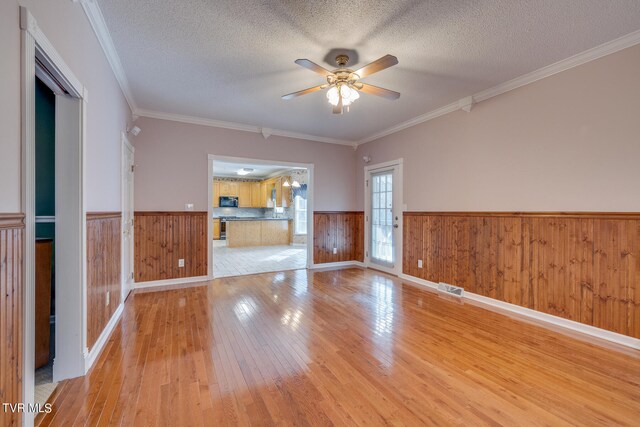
<box><xmin>97</xmin><ymin>0</ymin><xmax>640</xmax><ymax>142</ymax></box>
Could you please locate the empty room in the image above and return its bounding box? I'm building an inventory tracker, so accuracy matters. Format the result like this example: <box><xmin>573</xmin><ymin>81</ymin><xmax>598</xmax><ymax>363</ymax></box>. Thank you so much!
<box><xmin>1</xmin><ymin>1</ymin><xmax>639</xmax><ymax>426</ymax></box>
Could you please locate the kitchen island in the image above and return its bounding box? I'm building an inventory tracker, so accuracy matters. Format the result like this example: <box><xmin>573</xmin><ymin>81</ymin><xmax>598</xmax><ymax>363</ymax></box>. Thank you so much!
<box><xmin>225</xmin><ymin>218</ymin><xmax>292</xmax><ymax>248</ymax></box>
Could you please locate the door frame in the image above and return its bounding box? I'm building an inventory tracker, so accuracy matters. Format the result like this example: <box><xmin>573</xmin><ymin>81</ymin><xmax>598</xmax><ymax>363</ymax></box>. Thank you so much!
<box><xmin>121</xmin><ymin>132</ymin><xmax>134</xmax><ymax>300</ymax></box>
<box><xmin>364</xmin><ymin>158</ymin><xmax>404</xmax><ymax>276</ymax></box>
<box><xmin>207</xmin><ymin>154</ymin><xmax>315</xmax><ymax>278</ymax></box>
<box><xmin>21</xmin><ymin>6</ymin><xmax>88</xmax><ymax>425</ymax></box>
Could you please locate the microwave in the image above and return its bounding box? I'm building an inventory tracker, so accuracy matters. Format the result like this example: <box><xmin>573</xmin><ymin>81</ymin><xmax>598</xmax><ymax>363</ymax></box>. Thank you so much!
<box><xmin>219</xmin><ymin>196</ymin><xmax>238</xmax><ymax>208</ymax></box>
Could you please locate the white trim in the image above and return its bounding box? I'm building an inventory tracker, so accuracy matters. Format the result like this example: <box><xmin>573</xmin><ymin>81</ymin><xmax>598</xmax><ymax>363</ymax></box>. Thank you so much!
<box><xmin>20</xmin><ymin>7</ymin><xmax>88</xmax><ymax>426</ymax></box>
<box><xmin>21</xmin><ymin>11</ymin><xmax>84</xmax><ymax>98</ymax></box>
<box><xmin>209</xmin><ymin>155</ymin><xmax>315</xmax><ymax>274</ymax></box>
<box><xmin>20</xmin><ymin>15</ymin><xmax>36</xmax><ymax>425</ymax></box>
<box><xmin>83</xmin><ymin>302</ymin><xmax>124</xmax><ymax>371</ymax></box>
<box><xmin>309</xmin><ymin>261</ymin><xmax>365</xmax><ymax>270</ymax></box>
<box><xmin>358</xmin><ymin>102</ymin><xmax>462</xmax><ymax>145</ymax></box>
<box><xmin>75</xmin><ymin>0</ymin><xmax>137</xmax><ymax>111</ymax></box>
<box><xmin>364</xmin><ymin>158</ymin><xmax>404</xmax><ymax>276</ymax></box>
<box><xmin>73</xmin><ymin>0</ymin><xmax>640</xmax><ymax>149</ymax></box>
<box><xmin>121</xmin><ymin>132</ymin><xmax>134</xmax><ymax>301</ymax></box>
<box><xmin>133</xmin><ymin>275</ymin><xmax>210</xmax><ymax>289</ymax></box>
<box><xmin>357</xmin><ymin>29</ymin><xmax>640</xmax><ymax>145</ymax></box>
<box><xmin>472</xmin><ymin>29</ymin><xmax>640</xmax><ymax>103</ymax></box>
<box><xmin>207</xmin><ymin>157</ymin><xmax>214</xmax><ymax>279</ymax></box>
<box><xmin>137</xmin><ymin>108</ymin><xmax>356</xmax><ymax>147</ymax></box>
<box><xmin>398</xmin><ymin>274</ymin><xmax>640</xmax><ymax>351</ymax></box>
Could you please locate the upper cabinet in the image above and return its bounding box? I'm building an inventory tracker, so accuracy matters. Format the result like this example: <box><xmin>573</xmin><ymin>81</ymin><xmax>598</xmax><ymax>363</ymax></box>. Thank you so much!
<box><xmin>219</xmin><ymin>181</ymin><xmax>238</xmax><ymax>197</ymax></box>
<box><xmin>213</xmin><ymin>181</ymin><xmax>220</xmax><ymax>207</ymax></box>
<box><xmin>250</xmin><ymin>182</ymin><xmax>262</xmax><ymax>208</ymax></box>
<box><xmin>238</xmin><ymin>182</ymin><xmax>251</xmax><ymax>208</ymax></box>
<box><xmin>213</xmin><ymin>175</ymin><xmax>292</xmax><ymax>208</ymax></box>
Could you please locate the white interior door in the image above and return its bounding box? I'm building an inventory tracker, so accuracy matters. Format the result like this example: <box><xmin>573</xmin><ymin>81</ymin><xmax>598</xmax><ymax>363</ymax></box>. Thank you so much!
<box><xmin>54</xmin><ymin>94</ymin><xmax>85</xmax><ymax>381</ymax></box>
<box><xmin>366</xmin><ymin>161</ymin><xmax>403</xmax><ymax>274</ymax></box>
<box><xmin>122</xmin><ymin>137</ymin><xmax>134</xmax><ymax>298</ymax></box>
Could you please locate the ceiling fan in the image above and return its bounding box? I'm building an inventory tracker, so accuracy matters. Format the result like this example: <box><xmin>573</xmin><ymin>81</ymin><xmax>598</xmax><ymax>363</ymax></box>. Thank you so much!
<box><xmin>282</xmin><ymin>54</ymin><xmax>400</xmax><ymax>114</ymax></box>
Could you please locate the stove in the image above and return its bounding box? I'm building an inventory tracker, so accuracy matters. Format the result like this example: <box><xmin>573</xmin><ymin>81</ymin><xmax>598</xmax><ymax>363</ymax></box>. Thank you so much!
<box><xmin>218</xmin><ymin>216</ymin><xmax>236</xmax><ymax>240</ymax></box>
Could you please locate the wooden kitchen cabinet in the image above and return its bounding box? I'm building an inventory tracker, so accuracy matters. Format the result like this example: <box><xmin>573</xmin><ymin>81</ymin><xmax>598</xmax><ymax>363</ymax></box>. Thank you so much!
<box><xmin>250</xmin><ymin>182</ymin><xmax>262</xmax><ymax>208</ymax></box>
<box><xmin>213</xmin><ymin>219</ymin><xmax>220</xmax><ymax>240</ymax></box>
<box><xmin>226</xmin><ymin>219</ymin><xmax>292</xmax><ymax>247</ymax></box>
<box><xmin>213</xmin><ymin>175</ymin><xmax>291</xmax><ymax>208</ymax></box>
<box><xmin>238</xmin><ymin>182</ymin><xmax>251</xmax><ymax>207</ymax></box>
<box><xmin>260</xmin><ymin>181</ymin><xmax>271</xmax><ymax>208</ymax></box>
<box><xmin>220</xmin><ymin>181</ymin><xmax>238</xmax><ymax>197</ymax></box>
<box><xmin>213</xmin><ymin>181</ymin><xmax>220</xmax><ymax>207</ymax></box>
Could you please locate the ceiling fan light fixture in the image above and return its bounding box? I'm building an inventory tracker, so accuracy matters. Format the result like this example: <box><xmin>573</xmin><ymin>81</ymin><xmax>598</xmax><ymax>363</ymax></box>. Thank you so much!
<box><xmin>339</xmin><ymin>84</ymin><xmax>350</xmax><ymax>98</ymax></box>
<box><xmin>284</xmin><ymin>53</ymin><xmax>399</xmax><ymax>113</ymax></box>
<box><xmin>326</xmin><ymin>86</ymin><xmax>339</xmax><ymax>106</ymax></box>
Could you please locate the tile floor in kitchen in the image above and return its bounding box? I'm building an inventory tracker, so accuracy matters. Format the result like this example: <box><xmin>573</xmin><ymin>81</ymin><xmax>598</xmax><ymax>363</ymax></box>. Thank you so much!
<box><xmin>213</xmin><ymin>240</ymin><xmax>307</xmax><ymax>277</ymax></box>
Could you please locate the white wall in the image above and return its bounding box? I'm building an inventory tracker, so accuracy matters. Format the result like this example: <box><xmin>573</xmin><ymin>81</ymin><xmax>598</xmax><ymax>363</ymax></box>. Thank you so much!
<box><xmin>0</xmin><ymin>0</ymin><xmax>131</xmax><ymax>213</ymax></box>
<box><xmin>131</xmin><ymin>117</ymin><xmax>357</xmax><ymax>212</ymax></box>
<box><xmin>355</xmin><ymin>44</ymin><xmax>640</xmax><ymax>212</ymax></box>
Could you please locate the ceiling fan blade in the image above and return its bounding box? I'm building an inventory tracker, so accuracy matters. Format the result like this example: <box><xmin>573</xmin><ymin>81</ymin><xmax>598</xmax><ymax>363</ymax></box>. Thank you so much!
<box><xmin>332</xmin><ymin>96</ymin><xmax>343</xmax><ymax>114</ymax></box>
<box><xmin>357</xmin><ymin>83</ymin><xmax>400</xmax><ymax>100</ymax></box>
<box><xmin>282</xmin><ymin>84</ymin><xmax>327</xmax><ymax>100</ymax></box>
<box><xmin>353</xmin><ymin>54</ymin><xmax>398</xmax><ymax>78</ymax></box>
<box><xmin>295</xmin><ymin>59</ymin><xmax>333</xmax><ymax>77</ymax></box>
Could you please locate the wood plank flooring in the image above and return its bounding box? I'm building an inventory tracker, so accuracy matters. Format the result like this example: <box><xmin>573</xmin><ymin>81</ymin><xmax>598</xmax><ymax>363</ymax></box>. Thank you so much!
<box><xmin>38</xmin><ymin>268</ymin><xmax>640</xmax><ymax>426</ymax></box>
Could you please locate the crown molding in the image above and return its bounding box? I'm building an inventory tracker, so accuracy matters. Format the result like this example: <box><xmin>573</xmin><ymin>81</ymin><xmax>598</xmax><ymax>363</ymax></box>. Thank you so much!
<box><xmin>357</xmin><ymin>29</ymin><xmax>640</xmax><ymax>145</ymax></box>
<box><xmin>134</xmin><ymin>108</ymin><xmax>357</xmax><ymax>147</ymax></box>
<box><xmin>357</xmin><ymin>100</ymin><xmax>462</xmax><ymax>145</ymax></box>
<box><xmin>75</xmin><ymin>0</ymin><xmax>640</xmax><ymax>149</ymax></box>
<box><xmin>74</xmin><ymin>0</ymin><xmax>137</xmax><ymax>111</ymax></box>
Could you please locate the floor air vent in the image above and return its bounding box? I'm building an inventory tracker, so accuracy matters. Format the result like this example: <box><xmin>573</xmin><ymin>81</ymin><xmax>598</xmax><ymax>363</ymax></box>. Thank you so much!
<box><xmin>437</xmin><ymin>282</ymin><xmax>464</xmax><ymax>298</ymax></box>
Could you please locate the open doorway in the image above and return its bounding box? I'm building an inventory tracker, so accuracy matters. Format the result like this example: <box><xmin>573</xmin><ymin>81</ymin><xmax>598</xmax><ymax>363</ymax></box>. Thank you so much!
<box><xmin>21</xmin><ymin>7</ymin><xmax>88</xmax><ymax>422</ymax></box>
<box><xmin>33</xmin><ymin>76</ymin><xmax>57</xmax><ymax>405</ymax></box>
<box><xmin>208</xmin><ymin>156</ymin><xmax>313</xmax><ymax>278</ymax></box>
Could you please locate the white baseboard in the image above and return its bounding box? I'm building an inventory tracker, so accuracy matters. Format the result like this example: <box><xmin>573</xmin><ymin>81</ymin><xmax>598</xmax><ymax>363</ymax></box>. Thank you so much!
<box><xmin>310</xmin><ymin>261</ymin><xmax>365</xmax><ymax>269</ymax></box>
<box><xmin>398</xmin><ymin>273</ymin><xmax>640</xmax><ymax>350</ymax></box>
<box><xmin>132</xmin><ymin>275</ymin><xmax>210</xmax><ymax>289</ymax></box>
<box><xmin>84</xmin><ymin>302</ymin><xmax>124</xmax><ymax>372</ymax></box>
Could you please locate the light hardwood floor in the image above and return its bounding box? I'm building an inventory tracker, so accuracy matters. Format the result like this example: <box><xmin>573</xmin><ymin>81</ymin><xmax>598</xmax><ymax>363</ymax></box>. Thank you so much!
<box><xmin>38</xmin><ymin>268</ymin><xmax>640</xmax><ymax>426</ymax></box>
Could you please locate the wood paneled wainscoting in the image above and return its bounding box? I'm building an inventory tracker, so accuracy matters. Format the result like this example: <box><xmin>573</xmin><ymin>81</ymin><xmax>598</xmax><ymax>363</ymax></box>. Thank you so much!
<box><xmin>86</xmin><ymin>212</ymin><xmax>122</xmax><ymax>350</ymax></box>
<box><xmin>313</xmin><ymin>211</ymin><xmax>364</xmax><ymax>264</ymax></box>
<box><xmin>403</xmin><ymin>212</ymin><xmax>640</xmax><ymax>338</ymax></box>
<box><xmin>0</xmin><ymin>214</ymin><xmax>24</xmax><ymax>427</ymax></box>
<box><xmin>134</xmin><ymin>211</ymin><xmax>207</xmax><ymax>283</ymax></box>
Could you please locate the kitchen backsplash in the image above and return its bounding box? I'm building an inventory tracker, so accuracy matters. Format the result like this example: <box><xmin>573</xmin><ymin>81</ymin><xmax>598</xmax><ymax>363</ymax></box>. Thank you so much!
<box><xmin>213</xmin><ymin>207</ymin><xmax>292</xmax><ymax>218</ymax></box>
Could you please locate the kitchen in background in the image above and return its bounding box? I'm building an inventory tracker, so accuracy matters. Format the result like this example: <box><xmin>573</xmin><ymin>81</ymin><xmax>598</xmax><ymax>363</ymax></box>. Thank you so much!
<box><xmin>212</xmin><ymin>160</ymin><xmax>308</xmax><ymax>277</ymax></box>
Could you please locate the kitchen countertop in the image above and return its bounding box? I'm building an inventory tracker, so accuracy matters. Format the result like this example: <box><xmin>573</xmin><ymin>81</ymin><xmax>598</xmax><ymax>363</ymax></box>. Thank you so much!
<box><xmin>213</xmin><ymin>217</ymin><xmax>292</xmax><ymax>221</ymax></box>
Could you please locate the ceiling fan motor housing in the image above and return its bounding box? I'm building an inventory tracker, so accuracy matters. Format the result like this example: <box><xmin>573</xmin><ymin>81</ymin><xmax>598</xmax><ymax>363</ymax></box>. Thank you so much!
<box><xmin>335</xmin><ymin>54</ymin><xmax>350</xmax><ymax>67</ymax></box>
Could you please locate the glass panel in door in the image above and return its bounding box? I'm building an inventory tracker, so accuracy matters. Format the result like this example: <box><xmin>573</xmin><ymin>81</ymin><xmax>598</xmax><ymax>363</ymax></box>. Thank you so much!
<box><xmin>370</xmin><ymin>170</ymin><xmax>394</xmax><ymax>267</ymax></box>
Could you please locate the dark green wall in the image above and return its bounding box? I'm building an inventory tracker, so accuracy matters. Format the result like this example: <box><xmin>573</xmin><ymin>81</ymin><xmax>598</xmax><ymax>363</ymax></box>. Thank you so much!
<box><xmin>35</xmin><ymin>77</ymin><xmax>55</xmax><ymax>239</ymax></box>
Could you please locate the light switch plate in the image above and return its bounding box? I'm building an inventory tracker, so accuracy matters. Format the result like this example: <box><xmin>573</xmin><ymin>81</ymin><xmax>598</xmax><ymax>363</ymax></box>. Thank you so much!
<box><xmin>333</xmin><ymin>248</ymin><xmax>337</xmax><ymax>254</ymax></box>
<box><xmin>185</xmin><ymin>203</ymin><xmax>194</xmax><ymax>211</ymax></box>
<box><xmin>418</xmin><ymin>259</ymin><xmax>423</xmax><ymax>268</ymax></box>
<box><xmin>178</xmin><ymin>259</ymin><xmax>185</xmax><ymax>267</ymax></box>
